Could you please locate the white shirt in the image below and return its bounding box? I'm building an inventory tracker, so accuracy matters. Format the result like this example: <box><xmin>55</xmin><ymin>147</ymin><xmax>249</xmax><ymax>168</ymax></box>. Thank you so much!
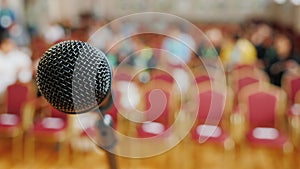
<box><xmin>0</xmin><ymin>49</ymin><xmax>32</xmax><ymax>94</ymax></box>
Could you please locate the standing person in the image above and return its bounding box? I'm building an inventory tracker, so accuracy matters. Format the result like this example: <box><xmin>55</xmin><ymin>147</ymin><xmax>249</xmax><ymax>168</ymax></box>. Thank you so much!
<box><xmin>162</xmin><ymin>24</ymin><xmax>195</xmax><ymax>65</ymax></box>
<box><xmin>0</xmin><ymin>30</ymin><xmax>32</xmax><ymax>94</ymax></box>
<box><xmin>266</xmin><ymin>33</ymin><xmax>299</xmax><ymax>86</ymax></box>
<box><xmin>197</xmin><ymin>28</ymin><xmax>223</xmax><ymax>59</ymax></box>
<box><xmin>250</xmin><ymin>24</ymin><xmax>275</xmax><ymax>69</ymax></box>
<box><xmin>0</xmin><ymin>0</ymin><xmax>15</xmax><ymax>29</ymax></box>
<box><xmin>220</xmin><ymin>26</ymin><xmax>257</xmax><ymax>71</ymax></box>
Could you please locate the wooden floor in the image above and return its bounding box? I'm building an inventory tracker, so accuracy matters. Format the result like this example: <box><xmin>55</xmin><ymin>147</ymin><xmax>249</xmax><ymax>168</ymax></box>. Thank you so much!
<box><xmin>0</xmin><ymin>137</ymin><xmax>299</xmax><ymax>169</ymax></box>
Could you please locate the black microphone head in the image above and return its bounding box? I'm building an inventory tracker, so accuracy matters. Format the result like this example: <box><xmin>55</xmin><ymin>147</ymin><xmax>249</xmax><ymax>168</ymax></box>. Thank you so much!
<box><xmin>36</xmin><ymin>40</ymin><xmax>112</xmax><ymax>114</ymax></box>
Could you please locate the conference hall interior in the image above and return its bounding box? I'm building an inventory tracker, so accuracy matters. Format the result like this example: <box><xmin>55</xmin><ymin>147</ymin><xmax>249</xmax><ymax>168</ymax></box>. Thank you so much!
<box><xmin>1</xmin><ymin>0</ymin><xmax>300</xmax><ymax>169</ymax></box>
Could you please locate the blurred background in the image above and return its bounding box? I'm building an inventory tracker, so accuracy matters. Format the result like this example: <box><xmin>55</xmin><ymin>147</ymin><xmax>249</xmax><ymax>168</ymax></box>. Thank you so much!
<box><xmin>1</xmin><ymin>0</ymin><xmax>300</xmax><ymax>169</ymax></box>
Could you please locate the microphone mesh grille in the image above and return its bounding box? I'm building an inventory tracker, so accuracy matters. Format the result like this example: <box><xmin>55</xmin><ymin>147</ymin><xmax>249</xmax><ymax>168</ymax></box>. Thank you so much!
<box><xmin>36</xmin><ymin>40</ymin><xmax>112</xmax><ymax>113</ymax></box>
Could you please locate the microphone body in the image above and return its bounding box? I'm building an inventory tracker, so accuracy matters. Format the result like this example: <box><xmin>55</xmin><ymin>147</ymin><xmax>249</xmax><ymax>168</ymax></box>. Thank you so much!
<box><xmin>36</xmin><ymin>40</ymin><xmax>118</xmax><ymax>169</ymax></box>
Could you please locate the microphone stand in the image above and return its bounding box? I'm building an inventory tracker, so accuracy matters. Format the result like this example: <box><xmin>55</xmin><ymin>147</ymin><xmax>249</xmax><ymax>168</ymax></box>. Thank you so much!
<box><xmin>95</xmin><ymin>115</ymin><xmax>118</xmax><ymax>169</ymax></box>
<box><xmin>94</xmin><ymin>93</ymin><xmax>118</xmax><ymax>169</ymax></box>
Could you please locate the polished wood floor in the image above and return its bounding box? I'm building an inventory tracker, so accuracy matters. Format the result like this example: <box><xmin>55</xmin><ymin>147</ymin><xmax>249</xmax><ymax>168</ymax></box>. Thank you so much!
<box><xmin>0</xmin><ymin>136</ymin><xmax>299</xmax><ymax>169</ymax></box>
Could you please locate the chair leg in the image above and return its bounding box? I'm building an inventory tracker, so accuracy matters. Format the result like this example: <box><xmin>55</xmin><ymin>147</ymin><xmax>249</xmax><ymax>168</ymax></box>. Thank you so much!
<box><xmin>283</xmin><ymin>144</ymin><xmax>294</xmax><ymax>169</ymax></box>
<box><xmin>240</xmin><ymin>144</ymin><xmax>253</xmax><ymax>169</ymax></box>
<box><xmin>24</xmin><ymin>136</ymin><xmax>34</xmax><ymax>164</ymax></box>
<box><xmin>58</xmin><ymin>140</ymin><xmax>69</xmax><ymax>165</ymax></box>
<box><xmin>12</xmin><ymin>133</ymin><xmax>23</xmax><ymax>161</ymax></box>
<box><xmin>224</xmin><ymin>138</ymin><xmax>235</xmax><ymax>169</ymax></box>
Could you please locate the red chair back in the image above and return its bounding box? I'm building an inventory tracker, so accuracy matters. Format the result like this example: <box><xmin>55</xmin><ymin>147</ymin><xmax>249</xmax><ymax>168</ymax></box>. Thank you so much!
<box><xmin>7</xmin><ymin>83</ymin><xmax>29</xmax><ymax>115</ymax></box>
<box><xmin>233</xmin><ymin>64</ymin><xmax>255</xmax><ymax>71</ymax></box>
<box><xmin>197</xmin><ymin>91</ymin><xmax>225</xmax><ymax>124</ymax></box>
<box><xmin>248</xmin><ymin>92</ymin><xmax>276</xmax><ymax>128</ymax></box>
<box><xmin>195</xmin><ymin>75</ymin><xmax>212</xmax><ymax>84</ymax></box>
<box><xmin>153</xmin><ymin>74</ymin><xmax>174</xmax><ymax>83</ymax></box>
<box><xmin>238</xmin><ymin>77</ymin><xmax>259</xmax><ymax>92</ymax></box>
<box><xmin>145</xmin><ymin>90</ymin><xmax>170</xmax><ymax>125</ymax></box>
<box><xmin>291</xmin><ymin>77</ymin><xmax>300</xmax><ymax>103</ymax></box>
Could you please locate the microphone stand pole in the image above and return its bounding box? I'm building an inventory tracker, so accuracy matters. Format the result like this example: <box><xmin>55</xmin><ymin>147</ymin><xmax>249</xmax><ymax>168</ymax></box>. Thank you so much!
<box><xmin>95</xmin><ymin>93</ymin><xmax>118</xmax><ymax>169</ymax></box>
<box><xmin>95</xmin><ymin>115</ymin><xmax>118</xmax><ymax>169</ymax></box>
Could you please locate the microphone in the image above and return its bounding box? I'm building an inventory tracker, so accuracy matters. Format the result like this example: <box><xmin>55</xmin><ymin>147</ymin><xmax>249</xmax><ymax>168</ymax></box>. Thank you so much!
<box><xmin>36</xmin><ymin>40</ymin><xmax>117</xmax><ymax>169</ymax></box>
<box><xmin>36</xmin><ymin>40</ymin><xmax>112</xmax><ymax>114</ymax></box>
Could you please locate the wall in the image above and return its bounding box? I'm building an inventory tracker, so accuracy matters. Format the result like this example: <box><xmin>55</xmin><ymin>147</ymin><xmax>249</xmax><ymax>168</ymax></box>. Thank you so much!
<box><xmin>4</xmin><ymin>0</ymin><xmax>300</xmax><ymax>33</ymax></box>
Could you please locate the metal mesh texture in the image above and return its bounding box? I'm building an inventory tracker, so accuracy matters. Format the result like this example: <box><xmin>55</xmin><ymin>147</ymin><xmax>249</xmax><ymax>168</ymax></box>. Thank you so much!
<box><xmin>36</xmin><ymin>40</ymin><xmax>111</xmax><ymax>114</ymax></box>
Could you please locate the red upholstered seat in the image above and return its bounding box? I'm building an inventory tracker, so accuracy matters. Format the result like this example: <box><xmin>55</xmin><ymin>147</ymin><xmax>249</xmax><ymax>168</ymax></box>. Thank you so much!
<box><xmin>282</xmin><ymin>72</ymin><xmax>300</xmax><ymax>104</ymax></box>
<box><xmin>137</xmin><ymin>89</ymin><xmax>171</xmax><ymax>138</ymax></box>
<box><xmin>0</xmin><ymin>83</ymin><xmax>29</xmax><ymax>132</ymax></box>
<box><xmin>229</xmin><ymin>67</ymin><xmax>269</xmax><ymax>115</ymax></box>
<box><xmin>191</xmin><ymin>90</ymin><xmax>230</xmax><ymax>143</ymax></box>
<box><xmin>238</xmin><ymin>77</ymin><xmax>259</xmax><ymax>93</ymax></box>
<box><xmin>191</xmin><ymin>124</ymin><xmax>228</xmax><ymax>143</ymax></box>
<box><xmin>290</xmin><ymin>78</ymin><xmax>300</xmax><ymax>103</ymax></box>
<box><xmin>195</xmin><ymin>75</ymin><xmax>212</xmax><ymax>84</ymax></box>
<box><xmin>137</xmin><ymin>121</ymin><xmax>170</xmax><ymax>138</ymax></box>
<box><xmin>238</xmin><ymin>84</ymin><xmax>290</xmax><ymax>149</ymax></box>
<box><xmin>31</xmin><ymin>107</ymin><xmax>68</xmax><ymax>135</ymax></box>
<box><xmin>153</xmin><ymin>74</ymin><xmax>175</xmax><ymax>83</ymax></box>
<box><xmin>247</xmin><ymin>127</ymin><xmax>288</xmax><ymax>148</ymax></box>
<box><xmin>26</xmin><ymin>106</ymin><xmax>70</xmax><ymax>163</ymax></box>
<box><xmin>0</xmin><ymin>82</ymin><xmax>30</xmax><ymax>159</ymax></box>
<box><xmin>246</xmin><ymin>92</ymin><xmax>289</xmax><ymax>147</ymax></box>
<box><xmin>0</xmin><ymin>113</ymin><xmax>21</xmax><ymax>128</ymax></box>
<box><xmin>233</xmin><ymin>64</ymin><xmax>256</xmax><ymax>71</ymax></box>
<box><xmin>248</xmin><ymin>92</ymin><xmax>276</xmax><ymax>127</ymax></box>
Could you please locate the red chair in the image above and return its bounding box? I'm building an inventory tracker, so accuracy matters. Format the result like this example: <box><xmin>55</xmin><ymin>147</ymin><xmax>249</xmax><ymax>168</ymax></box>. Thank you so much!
<box><xmin>229</xmin><ymin>67</ymin><xmax>269</xmax><ymax>95</ymax></box>
<box><xmin>192</xmin><ymin>67</ymin><xmax>213</xmax><ymax>84</ymax></box>
<box><xmin>282</xmin><ymin>72</ymin><xmax>300</xmax><ymax>104</ymax></box>
<box><xmin>0</xmin><ymin>82</ymin><xmax>31</xmax><ymax>159</ymax></box>
<box><xmin>136</xmin><ymin>89</ymin><xmax>171</xmax><ymax>138</ymax></box>
<box><xmin>191</xmin><ymin>81</ymin><xmax>233</xmax><ymax>147</ymax></box>
<box><xmin>153</xmin><ymin>74</ymin><xmax>175</xmax><ymax>84</ymax></box>
<box><xmin>151</xmin><ymin>69</ymin><xmax>175</xmax><ymax>84</ymax></box>
<box><xmin>228</xmin><ymin>66</ymin><xmax>269</xmax><ymax>115</ymax></box>
<box><xmin>237</xmin><ymin>77</ymin><xmax>259</xmax><ymax>92</ymax></box>
<box><xmin>25</xmin><ymin>106</ymin><xmax>70</xmax><ymax>164</ymax></box>
<box><xmin>237</xmin><ymin>83</ymin><xmax>293</xmax><ymax>167</ymax></box>
<box><xmin>288</xmin><ymin>91</ymin><xmax>300</xmax><ymax>117</ymax></box>
<box><xmin>287</xmin><ymin>90</ymin><xmax>300</xmax><ymax>148</ymax></box>
<box><xmin>282</xmin><ymin>71</ymin><xmax>300</xmax><ymax>148</ymax></box>
<box><xmin>232</xmin><ymin>64</ymin><xmax>256</xmax><ymax>71</ymax></box>
<box><xmin>195</xmin><ymin>75</ymin><xmax>212</xmax><ymax>84</ymax></box>
<box><xmin>188</xmin><ymin>81</ymin><xmax>234</xmax><ymax>168</ymax></box>
<box><xmin>191</xmin><ymin>91</ymin><xmax>227</xmax><ymax>142</ymax></box>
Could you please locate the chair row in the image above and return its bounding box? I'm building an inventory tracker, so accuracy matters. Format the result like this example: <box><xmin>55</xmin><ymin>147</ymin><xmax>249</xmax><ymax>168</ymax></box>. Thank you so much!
<box><xmin>0</xmin><ymin>82</ymin><xmax>70</xmax><ymax>163</ymax></box>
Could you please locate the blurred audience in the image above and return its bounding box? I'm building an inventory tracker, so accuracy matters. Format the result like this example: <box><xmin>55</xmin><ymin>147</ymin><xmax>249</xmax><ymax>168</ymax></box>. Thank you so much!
<box><xmin>0</xmin><ymin>0</ymin><xmax>15</xmax><ymax>29</ymax></box>
<box><xmin>250</xmin><ymin>23</ymin><xmax>274</xmax><ymax>68</ymax></box>
<box><xmin>131</xmin><ymin>38</ymin><xmax>157</xmax><ymax>70</ymax></box>
<box><xmin>266</xmin><ymin>33</ymin><xmax>299</xmax><ymax>86</ymax></box>
<box><xmin>220</xmin><ymin>27</ymin><xmax>257</xmax><ymax>70</ymax></box>
<box><xmin>43</xmin><ymin>21</ymin><xmax>66</xmax><ymax>44</ymax></box>
<box><xmin>197</xmin><ymin>28</ymin><xmax>223</xmax><ymax>58</ymax></box>
<box><xmin>0</xmin><ymin>13</ymin><xmax>298</xmax><ymax>94</ymax></box>
<box><xmin>0</xmin><ymin>29</ymin><xmax>32</xmax><ymax>94</ymax></box>
<box><xmin>161</xmin><ymin>24</ymin><xmax>195</xmax><ymax>65</ymax></box>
